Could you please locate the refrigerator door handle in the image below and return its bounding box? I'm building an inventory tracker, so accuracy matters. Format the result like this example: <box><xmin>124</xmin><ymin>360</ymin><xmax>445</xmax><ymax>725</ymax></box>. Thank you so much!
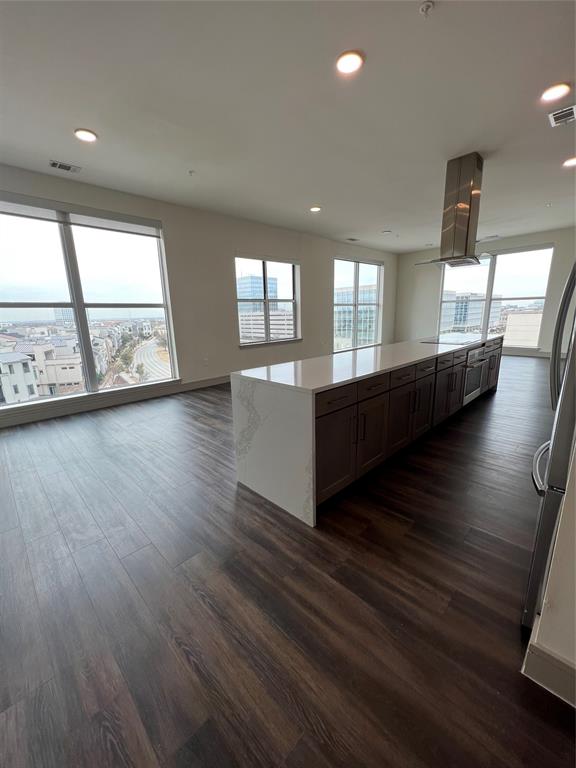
<box><xmin>532</xmin><ymin>441</ymin><xmax>550</xmax><ymax>497</ymax></box>
<box><xmin>550</xmin><ymin>262</ymin><xmax>576</xmax><ymax>410</ymax></box>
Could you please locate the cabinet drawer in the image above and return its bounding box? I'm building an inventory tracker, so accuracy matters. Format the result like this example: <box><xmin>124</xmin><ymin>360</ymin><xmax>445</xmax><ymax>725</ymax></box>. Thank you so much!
<box><xmin>390</xmin><ymin>365</ymin><xmax>416</xmax><ymax>389</ymax></box>
<box><xmin>315</xmin><ymin>383</ymin><xmax>357</xmax><ymax>417</ymax></box>
<box><xmin>436</xmin><ymin>353</ymin><xmax>454</xmax><ymax>370</ymax></box>
<box><xmin>453</xmin><ymin>350</ymin><xmax>467</xmax><ymax>365</ymax></box>
<box><xmin>358</xmin><ymin>372</ymin><xmax>390</xmax><ymax>401</ymax></box>
<box><xmin>415</xmin><ymin>359</ymin><xmax>437</xmax><ymax>379</ymax></box>
<box><xmin>485</xmin><ymin>338</ymin><xmax>503</xmax><ymax>352</ymax></box>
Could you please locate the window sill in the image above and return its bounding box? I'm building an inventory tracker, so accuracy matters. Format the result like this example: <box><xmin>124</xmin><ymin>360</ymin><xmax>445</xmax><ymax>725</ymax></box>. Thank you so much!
<box><xmin>0</xmin><ymin>378</ymin><xmax>182</xmax><ymax>427</ymax></box>
<box><xmin>239</xmin><ymin>337</ymin><xmax>303</xmax><ymax>349</ymax></box>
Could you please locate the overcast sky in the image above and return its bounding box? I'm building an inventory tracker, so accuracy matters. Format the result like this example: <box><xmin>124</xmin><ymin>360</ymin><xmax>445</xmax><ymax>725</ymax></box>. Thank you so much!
<box><xmin>0</xmin><ymin>214</ymin><xmax>163</xmax><ymax>313</ymax></box>
<box><xmin>443</xmin><ymin>249</ymin><xmax>553</xmax><ymax>298</ymax></box>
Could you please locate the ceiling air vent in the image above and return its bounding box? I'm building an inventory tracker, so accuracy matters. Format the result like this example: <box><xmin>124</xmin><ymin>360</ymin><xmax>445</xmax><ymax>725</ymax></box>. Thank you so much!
<box><xmin>49</xmin><ymin>160</ymin><xmax>82</xmax><ymax>173</ymax></box>
<box><xmin>548</xmin><ymin>105</ymin><xmax>575</xmax><ymax>127</ymax></box>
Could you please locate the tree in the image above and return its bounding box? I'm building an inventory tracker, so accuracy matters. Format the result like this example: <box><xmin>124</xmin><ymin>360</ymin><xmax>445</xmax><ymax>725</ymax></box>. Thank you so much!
<box><xmin>157</xmin><ymin>332</ymin><xmax>167</xmax><ymax>350</ymax></box>
<box><xmin>135</xmin><ymin>363</ymin><xmax>146</xmax><ymax>382</ymax></box>
<box><xmin>120</xmin><ymin>348</ymin><xmax>134</xmax><ymax>370</ymax></box>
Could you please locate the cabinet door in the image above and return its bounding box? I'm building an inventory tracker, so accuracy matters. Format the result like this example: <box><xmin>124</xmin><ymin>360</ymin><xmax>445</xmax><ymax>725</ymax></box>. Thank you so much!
<box><xmin>357</xmin><ymin>392</ymin><xmax>389</xmax><ymax>477</ymax></box>
<box><xmin>487</xmin><ymin>351</ymin><xmax>501</xmax><ymax>389</ymax></box>
<box><xmin>480</xmin><ymin>357</ymin><xmax>491</xmax><ymax>393</ymax></box>
<box><xmin>315</xmin><ymin>404</ymin><xmax>357</xmax><ymax>503</ymax></box>
<box><xmin>433</xmin><ymin>367</ymin><xmax>452</xmax><ymax>426</ymax></box>
<box><xmin>448</xmin><ymin>363</ymin><xmax>466</xmax><ymax>415</ymax></box>
<box><xmin>386</xmin><ymin>382</ymin><xmax>414</xmax><ymax>456</ymax></box>
<box><xmin>412</xmin><ymin>373</ymin><xmax>435</xmax><ymax>439</ymax></box>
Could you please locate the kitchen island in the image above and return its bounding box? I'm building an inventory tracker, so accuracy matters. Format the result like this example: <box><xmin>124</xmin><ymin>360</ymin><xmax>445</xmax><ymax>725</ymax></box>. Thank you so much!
<box><xmin>231</xmin><ymin>335</ymin><xmax>503</xmax><ymax>526</ymax></box>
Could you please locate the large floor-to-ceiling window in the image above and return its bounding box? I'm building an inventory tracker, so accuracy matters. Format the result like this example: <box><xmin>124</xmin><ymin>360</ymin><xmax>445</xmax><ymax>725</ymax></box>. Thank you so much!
<box><xmin>439</xmin><ymin>247</ymin><xmax>554</xmax><ymax>347</ymax></box>
<box><xmin>333</xmin><ymin>259</ymin><xmax>383</xmax><ymax>351</ymax></box>
<box><xmin>0</xmin><ymin>199</ymin><xmax>176</xmax><ymax>409</ymax></box>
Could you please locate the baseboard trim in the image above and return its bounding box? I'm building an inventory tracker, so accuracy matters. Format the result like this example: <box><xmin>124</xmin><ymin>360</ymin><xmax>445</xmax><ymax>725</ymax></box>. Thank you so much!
<box><xmin>503</xmin><ymin>347</ymin><xmax>551</xmax><ymax>358</ymax></box>
<box><xmin>0</xmin><ymin>375</ymin><xmax>230</xmax><ymax>429</ymax></box>
<box><xmin>522</xmin><ymin>640</ymin><xmax>576</xmax><ymax>707</ymax></box>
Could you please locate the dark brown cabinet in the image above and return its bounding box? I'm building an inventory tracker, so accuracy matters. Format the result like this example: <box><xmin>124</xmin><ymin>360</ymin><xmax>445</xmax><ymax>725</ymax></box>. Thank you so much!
<box><xmin>448</xmin><ymin>363</ymin><xmax>466</xmax><ymax>415</ymax></box>
<box><xmin>412</xmin><ymin>373</ymin><xmax>435</xmax><ymax>439</ymax></box>
<box><xmin>487</xmin><ymin>351</ymin><xmax>501</xmax><ymax>390</ymax></box>
<box><xmin>315</xmin><ymin>338</ymin><xmax>503</xmax><ymax>502</ymax></box>
<box><xmin>356</xmin><ymin>392</ymin><xmax>389</xmax><ymax>477</ymax></box>
<box><xmin>433</xmin><ymin>366</ymin><xmax>452</xmax><ymax>426</ymax></box>
<box><xmin>386</xmin><ymin>382</ymin><xmax>414</xmax><ymax>456</ymax></box>
<box><xmin>315</xmin><ymin>404</ymin><xmax>357</xmax><ymax>503</ymax></box>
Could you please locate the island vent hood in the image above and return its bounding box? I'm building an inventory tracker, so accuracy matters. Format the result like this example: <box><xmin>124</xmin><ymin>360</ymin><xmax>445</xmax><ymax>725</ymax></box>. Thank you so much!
<box><xmin>417</xmin><ymin>151</ymin><xmax>485</xmax><ymax>268</ymax></box>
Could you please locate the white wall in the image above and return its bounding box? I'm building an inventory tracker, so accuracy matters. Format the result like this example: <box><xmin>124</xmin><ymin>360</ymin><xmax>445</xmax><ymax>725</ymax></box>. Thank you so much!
<box><xmin>0</xmin><ymin>164</ymin><xmax>397</xmax><ymax>385</ymax></box>
<box><xmin>394</xmin><ymin>227</ymin><xmax>575</xmax><ymax>353</ymax></box>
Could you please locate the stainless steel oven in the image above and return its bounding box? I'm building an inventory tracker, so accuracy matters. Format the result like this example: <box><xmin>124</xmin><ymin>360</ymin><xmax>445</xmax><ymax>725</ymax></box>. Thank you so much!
<box><xmin>463</xmin><ymin>347</ymin><xmax>487</xmax><ymax>405</ymax></box>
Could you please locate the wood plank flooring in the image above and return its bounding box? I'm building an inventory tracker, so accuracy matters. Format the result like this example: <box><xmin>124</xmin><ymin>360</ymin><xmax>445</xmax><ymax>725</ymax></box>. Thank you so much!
<box><xmin>0</xmin><ymin>356</ymin><xmax>573</xmax><ymax>767</ymax></box>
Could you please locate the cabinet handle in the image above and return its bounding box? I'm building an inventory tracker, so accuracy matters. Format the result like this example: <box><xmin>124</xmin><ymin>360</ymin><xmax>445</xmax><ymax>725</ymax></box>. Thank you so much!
<box><xmin>410</xmin><ymin>389</ymin><xmax>418</xmax><ymax>413</ymax></box>
<box><xmin>367</xmin><ymin>382</ymin><xmax>385</xmax><ymax>391</ymax></box>
<box><xmin>421</xmin><ymin>365</ymin><xmax>435</xmax><ymax>373</ymax></box>
<box><xmin>396</xmin><ymin>373</ymin><xmax>412</xmax><ymax>381</ymax></box>
<box><xmin>359</xmin><ymin>413</ymin><xmax>367</xmax><ymax>441</ymax></box>
<box><xmin>327</xmin><ymin>394</ymin><xmax>349</xmax><ymax>405</ymax></box>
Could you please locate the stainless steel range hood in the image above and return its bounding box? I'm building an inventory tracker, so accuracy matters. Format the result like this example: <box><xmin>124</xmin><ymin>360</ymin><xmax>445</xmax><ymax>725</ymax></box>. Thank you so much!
<box><xmin>417</xmin><ymin>151</ymin><xmax>484</xmax><ymax>268</ymax></box>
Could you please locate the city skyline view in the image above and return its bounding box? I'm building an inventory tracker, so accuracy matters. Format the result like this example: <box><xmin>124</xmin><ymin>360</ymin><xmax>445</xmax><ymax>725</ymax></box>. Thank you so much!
<box><xmin>0</xmin><ymin>211</ymin><xmax>174</xmax><ymax>407</ymax></box>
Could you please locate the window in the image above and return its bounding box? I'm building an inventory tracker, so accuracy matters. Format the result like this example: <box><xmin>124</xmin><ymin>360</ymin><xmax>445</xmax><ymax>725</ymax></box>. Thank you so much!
<box><xmin>0</xmin><ymin>199</ymin><xmax>176</xmax><ymax>409</ymax></box>
<box><xmin>488</xmin><ymin>249</ymin><xmax>553</xmax><ymax>347</ymax></box>
<box><xmin>439</xmin><ymin>248</ymin><xmax>553</xmax><ymax>347</ymax></box>
<box><xmin>13</xmin><ymin>385</ymin><xmax>19</xmax><ymax>394</ymax></box>
<box><xmin>235</xmin><ymin>258</ymin><xmax>298</xmax><ymax>345</ymax></box>
<box><xmin>333</xmin><ymin>259</ymin><xmax>383</xmax><ymax>351</ymax></box>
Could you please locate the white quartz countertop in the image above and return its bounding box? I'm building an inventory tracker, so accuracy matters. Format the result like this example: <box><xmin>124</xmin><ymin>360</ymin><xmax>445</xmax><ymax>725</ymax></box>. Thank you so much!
<box><xmin>231</xmin><ymin>336</ymin><xmax>503</xmax><ymax>394</ymax></box>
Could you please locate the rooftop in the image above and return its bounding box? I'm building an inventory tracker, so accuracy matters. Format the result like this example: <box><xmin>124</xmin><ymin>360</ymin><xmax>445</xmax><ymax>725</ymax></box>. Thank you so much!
<box><xmin>0</xmin><ymin>352</ymin><xmax>32</xmax><ymax>364</ymax></box>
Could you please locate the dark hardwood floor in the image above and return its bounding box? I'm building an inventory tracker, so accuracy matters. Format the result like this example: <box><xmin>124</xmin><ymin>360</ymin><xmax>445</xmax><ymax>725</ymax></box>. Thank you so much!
<box><xmin>0</xmin><ymin>356</ymin><xmax>573</xmax><ymax>767</ymax></box>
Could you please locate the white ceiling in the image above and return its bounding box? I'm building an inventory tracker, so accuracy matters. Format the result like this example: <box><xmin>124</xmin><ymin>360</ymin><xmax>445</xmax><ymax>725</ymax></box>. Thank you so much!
<box><xmin>0</xmin><ymin>1</ymin><xmax>574</xmax><ymax>253</ymax></box>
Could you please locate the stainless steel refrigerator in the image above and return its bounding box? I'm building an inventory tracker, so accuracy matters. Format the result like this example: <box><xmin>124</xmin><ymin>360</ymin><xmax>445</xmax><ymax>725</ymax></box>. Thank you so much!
<box><xmin>522</xmin><ymin>262</ymin><xmax>576</xmax><ymax>631</ymax></box>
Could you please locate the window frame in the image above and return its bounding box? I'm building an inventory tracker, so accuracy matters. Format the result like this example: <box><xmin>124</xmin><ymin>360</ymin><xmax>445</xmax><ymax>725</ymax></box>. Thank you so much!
<box><xmin>235</xmin><ymin>257</ymin><xmax>300</xmax><ymax>346</ymax></box>
<box><xmin>0</xmin><ymin>194</ymin><xmax>179</xmax><ymax>410</ymax></box>
<box><xmin>438</xmin><ymin>245</ymin><xmax>554</xmax><ymax>348</ymax></box>
<box><xmin>333</xmin><ymin>258</ymin><xmax>384</xmax><ymax>352</ymax></box>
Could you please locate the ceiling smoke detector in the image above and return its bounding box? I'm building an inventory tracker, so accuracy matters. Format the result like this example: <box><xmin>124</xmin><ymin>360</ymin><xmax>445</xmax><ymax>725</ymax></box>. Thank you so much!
<box><xmin>548</xmin><ymin>105</ymin><xmax>575</xmax><ymax>127</ymax></box>
<box><xmin>49</xmin><ymin>160</ymin><xmax>81</xmax><ymax>173</ymax></box>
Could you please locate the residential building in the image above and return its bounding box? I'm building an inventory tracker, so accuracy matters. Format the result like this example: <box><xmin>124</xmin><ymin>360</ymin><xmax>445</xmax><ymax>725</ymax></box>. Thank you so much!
<box><xmin>0</xmin><ymin>352</ymin><xmax>37</xmax><ymax>404</ymax></box>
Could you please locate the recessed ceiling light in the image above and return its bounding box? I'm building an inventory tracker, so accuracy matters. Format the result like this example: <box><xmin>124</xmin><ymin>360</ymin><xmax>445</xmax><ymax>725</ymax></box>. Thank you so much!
<box><xmin>381</xmin><ymin>229</ymin><xmax>392</xmax><ymax>234</ymax></box>
<box><xmin>74</xmin><ymin>128</ymin><xmax>98</xmax><ymax>143</ymax></box>
<box><xmin>563</xmin><ymin>157</ymin><xmax>576</xmax><ymax>167</ymax></box>
<box><xmin>425</xmin><ymin>242</ymin><xmax>434</xmax><ymax>247</ymax></box>
<box><xmin>336</xmin><ymin>50</ymin><xmax>365</xmax><ymax>75</ymax></box>
<box><xmin>545</xmin><ymin>202</ymin><xmax>553</xmax><ymax>207</ymax></box>
<box><xmin>346</xmin><ymin>238</ymin><xmax>359</xmax><ymax>242</ymax></box>
<box><xmin>541</xmin><ymin>83</ymin><xmax>571</xmax><ymax>102</ymax></box>
<box><xmin>309</xmin><ymin>205</ymin><xmax>322</xmax><ymax>213</ymax></box>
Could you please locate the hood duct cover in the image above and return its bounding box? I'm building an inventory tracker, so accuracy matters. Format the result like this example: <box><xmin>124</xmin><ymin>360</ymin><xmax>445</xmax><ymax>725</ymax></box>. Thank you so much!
<box><xmin>417</xmin><ymin>151</ymin><xmax>484</xmax><ymax>268</ymax></box>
